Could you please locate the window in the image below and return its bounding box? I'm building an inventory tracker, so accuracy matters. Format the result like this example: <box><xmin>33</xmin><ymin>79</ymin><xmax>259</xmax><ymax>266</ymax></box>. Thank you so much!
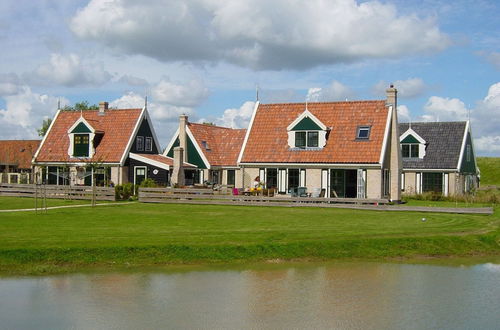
<box><xmin>227</xmin><ymin>169</ymin><xmax>235</xmax><ymax>186</ymax></box>
<box><xmin>201</xmin><ymin>140</ymin><xmax>210</xmax><ymax>150</ymax></box>
<box><xmin>466</xmin><ymin>144</ymin><xmax>471</xmax><ymax>162</ymax></box>
<box><xmin>402</xmin><ymin>144</ymin><xmax>419</xmax><ymax>158</ymax></box>
<box><xmin>356</xmin><ymin>126</ymin><xmax>371</xmax><ymax>140</ymax></box>
<box><xmin>74</xmin><ymin>134</ymin><xmax>89</xmax><ymax>157</ymax></box>
<box><xmin>295</xmin><ymin>132</ymin><xmax>306</xmax><ymax>148</ymax></box>
<box><xmin>307</xmin><ymin>131</ymin><xmax>318</xmax><ymax>147</ymax></box>
<box><xmin>266</xmin><ymin>168</ymin><xmax>278</xmax><ymax>189</ymax></box>
<box><xmin>145</xmin><ymin>137</ymin><xmax>152</xmax><ymax>152</ymax></box>
<box><xmin>136</xmin><ymin>136</ymin><xmax>144</xmax><ymax>151</ymax></box>
<box><xmin>422</xmin><ymin>173</ymin><xmax>443</xmax><ymax>193</ymax></box>
<box><xmin>288</xmin><ymin>169</ymin><xmax>300</xmax><ymax>192</ymax></box>
<box><xmin>295</xmin><ymin>131</ymin><xmax>319</xmax><ymax>148</ymax></box>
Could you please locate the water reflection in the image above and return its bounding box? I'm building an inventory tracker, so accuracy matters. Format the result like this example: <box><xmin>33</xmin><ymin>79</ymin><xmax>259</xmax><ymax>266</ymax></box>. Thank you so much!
<box><xmin>0</xmin><ymin>262</ymin><xmax>499</xmax><ymax>329</ymax></box>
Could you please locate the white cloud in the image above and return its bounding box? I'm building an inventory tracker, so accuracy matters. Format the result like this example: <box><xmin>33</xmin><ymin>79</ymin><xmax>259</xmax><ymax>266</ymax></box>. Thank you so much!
<box><xmin>373</xmin><ymin>78</ymin><xmax>427</xmax><ymax>98</ymax></box>
<box><xmin>117</xmin><ymin>74</ymin><xmax>149</xmax><ymax>86</ymax></box>
<box><xmin>422</xmin><ymin>96</ymin><xmax>468</xmax><ymax>122</ymax></box>
<box><xmin>211</xmin><ymin>101</ymin><xmax>256</xmax><ymax>129</ymax></box>
<box><xmin>474</xmin><ymin>136</ymin><xmax>500</xmax><ymax>153</ymax></box>
<box><xmin>0</xmin><ymin>73</ymin><xmax>22</xmax><ymax>96</ymax></box>
<box><xmin>397</xmin><ymin>105</ymin><xmax>411</xmax><ymax>122</ymax></box>
<box><xmin>151</xmin><ymin>78</ymin><xmax>209</xmax><ymax>107</ymax></box>
<box><xmin>0</xmin><ymin>86</ymin><xmax>68</xmax><ymax>139</ymax></box>
<box><xmin>478</xmin><ymin>51</ymin><xmax>500</xmax><ymax>70</ymax></box>
<box><xmin>307</xmin><ymin>80</ymin><xmax>355</xmax><ymax>101</ymax></box>
<box><xmin>71</xmin><ymin>0</ymin><xmax>450</xmax><ymax>70</ymax></box>
<box><xmin>29</xmin><ymin>53</ymin><xmax>111</xmax><ymax>87</ymax></box>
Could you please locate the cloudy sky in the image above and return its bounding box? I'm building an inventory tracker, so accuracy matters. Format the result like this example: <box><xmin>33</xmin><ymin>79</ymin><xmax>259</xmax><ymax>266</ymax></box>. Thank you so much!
<box><xmin>0</xmin><ymin>0</ymin><xmax>499</xmax><ymax>155</ymax></box>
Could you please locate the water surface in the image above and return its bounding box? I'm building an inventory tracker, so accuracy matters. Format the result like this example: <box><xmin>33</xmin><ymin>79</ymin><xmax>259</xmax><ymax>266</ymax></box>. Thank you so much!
<box><xmin>1</xmin><ymin>261</ymin><xmax>499</xmax><ymax>329</ymax></box>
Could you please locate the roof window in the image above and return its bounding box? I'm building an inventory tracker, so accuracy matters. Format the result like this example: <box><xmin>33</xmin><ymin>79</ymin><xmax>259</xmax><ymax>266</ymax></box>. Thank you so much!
<box><xmin>356</xmin><ymin>126</ymin><xmax>371</xmax><ymax>140</ymax></box>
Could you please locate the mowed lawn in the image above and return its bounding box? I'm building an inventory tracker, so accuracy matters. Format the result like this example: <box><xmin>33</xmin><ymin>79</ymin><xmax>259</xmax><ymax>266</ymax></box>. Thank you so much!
<box><xmin>0</xmin><ymin>200</ymin><xmax>497</xmax><ymax>250</ymax></box>
<box><xmin>0</xmin><ymin>196</ymin><xmax>96</xmax><ymax>210</ymax></box>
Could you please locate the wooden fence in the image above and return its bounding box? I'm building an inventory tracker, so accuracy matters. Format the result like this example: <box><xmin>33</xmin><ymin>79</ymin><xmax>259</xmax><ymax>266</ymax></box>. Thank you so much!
<box><xmin>138</xmin><ymin>187</ymin><xmax>389</xmax><ymax>208</ymax></box>
<box><xmin>0</xmin><ymin>183</ymin><xmax>115</xmax><ymax>201</ymax></box>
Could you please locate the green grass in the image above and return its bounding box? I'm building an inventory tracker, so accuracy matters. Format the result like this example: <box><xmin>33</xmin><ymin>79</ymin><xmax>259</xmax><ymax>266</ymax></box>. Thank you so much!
<box><xmin>0</xmin><ymin>196</ymin><xmax>97</xmax><ymax>210</ymax></box>
<box><xmin>0</xmin><ymin>200</ymin><xmax>499</xmax><ymax>275</ymax></box>
<box><xmin>477</xmin><ymin>157</ymin><xmax>500</xmax><ymax>186</ymax></box>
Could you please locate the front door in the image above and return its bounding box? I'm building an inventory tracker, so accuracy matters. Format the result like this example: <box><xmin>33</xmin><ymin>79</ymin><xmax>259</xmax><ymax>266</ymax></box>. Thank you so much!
<box><xmin>134</xmin><ymin>167</ymin><xmax>146</xmax><ymax>186</ymax></box>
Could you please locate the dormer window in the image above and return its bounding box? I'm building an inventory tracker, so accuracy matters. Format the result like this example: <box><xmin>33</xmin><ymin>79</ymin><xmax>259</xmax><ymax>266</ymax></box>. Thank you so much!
<box><xmin>400</xmin><ymin>128</ymin><xmax>426</xmax><ymax>159</ymax></box>
<box><xmin>67</xmin><ymin>117</ymin><xmax>96</xmax><ymax>158</ymax></box>
<box><xmin>74</xmin><ymin>134</ymin><xmax>89</xmax><ymax>157</ymax></box>
<box><xmin>136</xmin><ymin>136</ymin><xmax>144</xmax><ymax>151</ymax></box>
<box><xmin>145</xmin><ymin>137</ymin><xmax>152</xmax><ymax>152</ymax></box>
<box><xmin>287</xmin><ymin>109</ymin><xmax>327</xmax><ymax>149</ymax></box>
<box><xmin>356</xmin><ymin>126</ymin><xmax>371</xmax><ymax>140</ymax></box>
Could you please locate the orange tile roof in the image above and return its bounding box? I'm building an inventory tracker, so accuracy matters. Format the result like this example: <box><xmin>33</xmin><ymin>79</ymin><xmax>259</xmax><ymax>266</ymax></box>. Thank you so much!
<box><xmin>35</xmin><ymin>108</ymin><xmax>142</xmax><ymax>163</ymax></box>
<box><xmin>0</xmin><ymin>140</ymin><xmax>40</xmax><ymax>169</ymax></box>
<box><xmin>240</xmin><ymin>101</ymin><xmax>388</xmax><ymax>164</ymax></box>
<box><xmin>188</xmin><ymin>123</ymin><xmax>246</xmax><ymax>167</ymax></box>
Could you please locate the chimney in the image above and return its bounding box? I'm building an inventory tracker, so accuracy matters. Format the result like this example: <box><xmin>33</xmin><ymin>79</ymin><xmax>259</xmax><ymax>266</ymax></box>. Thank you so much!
<box><xmin>99</xmin><ymin>101</ymin><xmax>108</xmax><ymax>115</ymax></box>
<box><xmin>386</xmin><ymin>85</ymin><xmax>402</xmax><ymax>202</ymax></box>
<box><xmin>179</xmin><ymin>114</ymin><xmax>188</xmax><ymax>162</ymax></box>
<box><xmin>171</xmin><ymin>147</ymin><xmax>185</xmax><ymax>187</ymax></box>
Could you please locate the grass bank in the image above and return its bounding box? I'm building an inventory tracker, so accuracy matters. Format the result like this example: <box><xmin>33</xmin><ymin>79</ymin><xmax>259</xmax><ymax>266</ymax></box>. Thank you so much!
<box><xmin>0</xmin><ymin>201</ymin><xmax>499</xmax><ymax>275</ymax></box>
<box><xmin>477</xmin><ymin>157</ymin><xmax>500</xmax><ymax>186</ymax></box>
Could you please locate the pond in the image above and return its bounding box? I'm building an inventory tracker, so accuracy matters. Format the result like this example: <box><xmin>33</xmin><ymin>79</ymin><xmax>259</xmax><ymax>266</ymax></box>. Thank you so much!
<box><xmin>1</xmin><ymin>261</ymin><xmax>499</xmax><ymax>329</ymax></box>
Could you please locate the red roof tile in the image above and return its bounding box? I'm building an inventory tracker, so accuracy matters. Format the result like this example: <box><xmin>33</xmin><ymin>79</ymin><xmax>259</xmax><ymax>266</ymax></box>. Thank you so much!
<box><xmin>188</xmin><ymin>123</ymin><xmax>246</xmax><ymax>167</ymax></box>
<box><xmin>0</xmin><ymin>140</ymin><xmax>40</xmax><ymax>169</ymax></box>
<box><xmin>240</xmin><ymin>101</ymin><xmax>388</xmax><ymax>164</ymax></box>
<box><xmin>35</xmin><ymin>108</ymin><xmax>142</xmax><ymax>163</ymax></box>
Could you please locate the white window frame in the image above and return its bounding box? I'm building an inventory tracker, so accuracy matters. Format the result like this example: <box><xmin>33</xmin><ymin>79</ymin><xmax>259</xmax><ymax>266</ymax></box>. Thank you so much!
<box><xmin>145</xmin><ymin>137</ymin><xmax>152</xmax><ymax>152</ymax></box>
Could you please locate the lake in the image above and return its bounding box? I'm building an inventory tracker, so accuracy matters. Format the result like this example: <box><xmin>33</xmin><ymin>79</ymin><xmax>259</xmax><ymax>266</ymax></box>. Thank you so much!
<box><xmin>1</xmin><ymin>261</ymin><xmax>499</xmax><ymax>329</ymax></box>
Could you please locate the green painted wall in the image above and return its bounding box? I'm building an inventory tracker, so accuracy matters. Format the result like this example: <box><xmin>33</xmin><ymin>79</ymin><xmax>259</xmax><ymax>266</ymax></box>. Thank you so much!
<box><xmin>166</xmin><ymin>135</ymin><xmax>207</xmax><ymax>169</ymax></box>
<box><xmin>401</xmin><ymin>135</ymin><xmax>420</xmax><ymax>144</ymax></box>
<box><xmin>291</xmin><ymin>117</ymin><xmax>322</xmax><ymax>131</ymax></box>
<box><xmin>460</xmin><ymin>132</ymin><xmax>477</xmax><ymax>174</ymax></box>
<box><xmin>71</xmin><ymin>122</ymin><xmax>92</xmax><ymax>133</ymax></box>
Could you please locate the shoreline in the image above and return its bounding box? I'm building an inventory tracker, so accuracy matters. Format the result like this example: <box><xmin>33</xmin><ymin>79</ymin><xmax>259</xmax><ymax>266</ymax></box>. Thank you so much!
<box><xmin>2</xmin><ymin>234</ymin><xmax>499</xmax><ymax>276</ymax></box>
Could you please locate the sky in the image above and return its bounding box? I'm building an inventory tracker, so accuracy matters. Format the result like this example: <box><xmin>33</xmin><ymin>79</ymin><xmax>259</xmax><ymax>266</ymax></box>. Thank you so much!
<box><xmin>0</xmin><ymin>0</ymin><xmax>499</xmax><ymax>155</ymax></box>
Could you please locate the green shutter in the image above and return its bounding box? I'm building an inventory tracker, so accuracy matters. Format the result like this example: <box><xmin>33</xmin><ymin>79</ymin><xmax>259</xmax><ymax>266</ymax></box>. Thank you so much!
<box><xmin>291</xmin><ymin>117</ymin><xmax>322</xmax><ymax>131</ymax></box>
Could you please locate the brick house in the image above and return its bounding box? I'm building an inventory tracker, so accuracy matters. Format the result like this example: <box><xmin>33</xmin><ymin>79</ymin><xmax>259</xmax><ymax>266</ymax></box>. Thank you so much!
<box><xmin>0</xmin><ymin>140</ymin><xmax>40</xmax><ymax>183</ymax></box>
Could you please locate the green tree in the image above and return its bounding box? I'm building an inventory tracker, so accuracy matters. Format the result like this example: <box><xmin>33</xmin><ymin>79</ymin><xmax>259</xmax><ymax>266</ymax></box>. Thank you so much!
<box><xmin>62</xmin><ymin>101</ymin><xmax>99</xmax><ymax>111</ymax></box>
<box><xmin>37</xmin><ymin>118</ymin><xmax>52</xmax><ymax>137</ymax></box>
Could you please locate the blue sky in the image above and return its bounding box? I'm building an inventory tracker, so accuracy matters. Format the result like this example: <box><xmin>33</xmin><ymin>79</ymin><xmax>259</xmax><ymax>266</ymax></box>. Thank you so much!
<box><xmin>0</xmin><ymin>0</ymin><xmax>499</xmax><ymax>155</ymax></box>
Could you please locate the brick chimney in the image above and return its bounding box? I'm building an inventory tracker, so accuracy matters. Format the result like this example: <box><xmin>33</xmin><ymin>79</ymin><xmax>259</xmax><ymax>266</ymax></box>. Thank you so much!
<box><xmin>386</xmin><ymin>85</ymin><xmax>402</xmax><ymax>202</ymax></box>
<box><xmin>179</xmin><ymin>114</ymin><xmax>188</xmax><ymax>162</ymax></box>
<box><xmin>98</xmin><ymin>101</ymin><xmax>108</xmax><ymax>115</ymax></box>
<box><xmin>171</xmin><ymin>147</ymin><xmax>185</xmax><ymax>186</ymax></box>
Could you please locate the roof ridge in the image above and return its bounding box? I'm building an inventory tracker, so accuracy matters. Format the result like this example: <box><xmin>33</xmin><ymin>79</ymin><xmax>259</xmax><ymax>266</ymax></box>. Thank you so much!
<box><xmin>189</xmin><ymin>122</ymin><xmax>245</xmax><ymax>130</ymax></box>
<box><xmin>260</xmin><ymin>100</ymin><xmax>385</xmax><ymax>106</ymax></box>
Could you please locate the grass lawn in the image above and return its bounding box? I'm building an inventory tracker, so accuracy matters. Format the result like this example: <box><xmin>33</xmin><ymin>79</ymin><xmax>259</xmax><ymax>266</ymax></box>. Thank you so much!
<box><xmin>477</xmin><ymin>157</ymin><xmax>500</xmax><ymax>186</ymax></box>
<box><xmin>1</xmin><ymin>199</ymin><xmax>499</xmax><ymax>275</ymax></box>
<box><xmin>0</xmin><ymin>196</ymin><xmax>100</xmax><ymax>210</ymax></box>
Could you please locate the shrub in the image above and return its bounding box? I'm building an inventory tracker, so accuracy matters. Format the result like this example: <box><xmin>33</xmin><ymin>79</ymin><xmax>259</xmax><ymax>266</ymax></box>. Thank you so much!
<box><xmin>115</xmin><ymin>183</ymin><xmax>135</xmax><ymax>200</ymax></box>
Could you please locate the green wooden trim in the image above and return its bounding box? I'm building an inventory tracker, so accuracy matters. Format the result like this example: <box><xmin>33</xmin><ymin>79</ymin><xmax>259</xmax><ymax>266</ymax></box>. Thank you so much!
<box><xmin>71</xmin><ymin>122</ymin><xmax>92</xmax><ymax>133</ymax></box>
<box><xmin>401</xmin><ymin>134</ymin><xmax>420</xmax><ymax>144</ymax></box>
<box><xmin>460</xmin><ymin>132</ymin><xmax>477</xmax><ymax>174</ymax></box>
<box><xmin>165</xmin><ymin>136</ymin><xmax>207</xmax><ymax>169</ymax></box>
<box><xmin>74</xmin><ymin>134</ymin><xmax>89</xmax><ymax>157</ymax></box>
<box><xmin>291</xmin><ymin>117</ymin><xmax>322</xmax><ymax>131</ymax></box>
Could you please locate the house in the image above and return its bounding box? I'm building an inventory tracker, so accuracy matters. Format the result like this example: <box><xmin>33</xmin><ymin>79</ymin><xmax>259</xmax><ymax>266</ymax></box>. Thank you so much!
<box><xmin>0</xmin><ymin>140</ymin><xmax>40</xmax><ymax>183</ymax></box>
<box><xmin>237</xmin><ymin>87</ymin><xmax>402</xmax><ymax>201</ymax></box>
<box><xmin>399</xmin><ymin>121</ymin><xmax>479</xmax><ymax>196</ymax></box>
<box><xmin>164</xmin><ymin>115</ymin><xmax>247</xmax><ymax>186</ymax></box>
<box><xmin>32</xmin><ymin>102</ymin><xmax>172</xmax><ymax>186</ymax></box>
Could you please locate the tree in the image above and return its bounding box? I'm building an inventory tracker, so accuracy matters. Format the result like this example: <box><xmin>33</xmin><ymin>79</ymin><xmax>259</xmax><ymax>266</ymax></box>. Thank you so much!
<box><xmin>62</xmin><ymin>101</ymin><xmax>99</xmax><ymax>111</ymax></box>
<box><xmin>37</xmin><ymin>118</ymin><xmax>52</xmax><ymax>137</ymax></box>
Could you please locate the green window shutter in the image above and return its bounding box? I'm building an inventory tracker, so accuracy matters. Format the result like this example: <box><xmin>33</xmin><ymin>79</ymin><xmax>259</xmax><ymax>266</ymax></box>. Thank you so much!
<box><xmin>74</xmin><ymin>134</ymin><xmax>89</xmax><ymax>157</ymax></box>
<box><xmin>291</xmin><ymin>117</ymin><xmax>322</xmax><ymax>131</ymax></box>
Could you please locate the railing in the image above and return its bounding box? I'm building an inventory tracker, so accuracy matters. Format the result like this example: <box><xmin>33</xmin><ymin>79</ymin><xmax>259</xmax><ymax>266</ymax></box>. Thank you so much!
<box><xmin>138</xmin><ymin>187</ymin><xmax>389</xmax><ymax>207</ymax></box>
<box><xmin>0</xmin><ymin>183</ymin><xmax>115</xmax><ymax>201</ymax></box>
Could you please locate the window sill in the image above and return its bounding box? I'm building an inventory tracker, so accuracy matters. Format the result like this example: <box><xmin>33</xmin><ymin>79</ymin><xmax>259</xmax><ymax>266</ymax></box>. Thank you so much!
<box><xmin>289</xmin><ymin>147</ymin><xmax>323</xmax><ymax>151</ymax></box>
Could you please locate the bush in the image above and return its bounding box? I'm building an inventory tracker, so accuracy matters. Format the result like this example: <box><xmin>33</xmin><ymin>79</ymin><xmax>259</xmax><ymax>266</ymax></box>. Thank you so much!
<box><xmin>115</xmin><ymin>183</ymin><xmax>135</xmax><ymax>200</ymax></box>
